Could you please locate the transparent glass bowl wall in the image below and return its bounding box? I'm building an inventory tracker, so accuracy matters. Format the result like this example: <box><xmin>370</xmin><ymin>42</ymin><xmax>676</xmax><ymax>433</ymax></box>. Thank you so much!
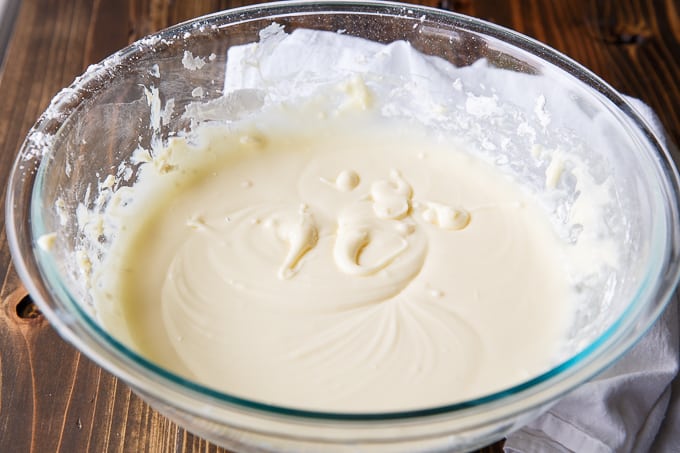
<box><xmin>7</xmin><ymin>2</ymin><xmax>680</xmax><ymax>452</ymax></box>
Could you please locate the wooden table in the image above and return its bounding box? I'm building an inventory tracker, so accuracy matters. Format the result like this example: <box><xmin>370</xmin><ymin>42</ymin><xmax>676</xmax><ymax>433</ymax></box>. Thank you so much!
<box><xmin>0</xmin><ymin>1</ymin><xmax>678</xmax><ymax>451</ymax></box>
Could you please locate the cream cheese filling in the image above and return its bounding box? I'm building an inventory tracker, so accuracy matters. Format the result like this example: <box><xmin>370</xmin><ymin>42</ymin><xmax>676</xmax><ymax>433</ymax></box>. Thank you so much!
<box><xmin>108</xmin><ymin>109</ymin><xmax>573</xmax><ymax>412</ymax></box>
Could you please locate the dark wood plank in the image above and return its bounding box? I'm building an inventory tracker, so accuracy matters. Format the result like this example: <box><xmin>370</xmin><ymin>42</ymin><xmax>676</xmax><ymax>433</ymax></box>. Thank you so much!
<box><xmin>0</xmin><ymin>0</ymin><xmax>678</xmax><ymax>452</ymax></box>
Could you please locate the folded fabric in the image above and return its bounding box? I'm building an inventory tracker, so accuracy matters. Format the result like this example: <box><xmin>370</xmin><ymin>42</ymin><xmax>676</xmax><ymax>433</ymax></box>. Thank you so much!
<box><xmin>505</xmin><ymin>98</ymin><xmax>680</xmax><ymax>453</ymax></box>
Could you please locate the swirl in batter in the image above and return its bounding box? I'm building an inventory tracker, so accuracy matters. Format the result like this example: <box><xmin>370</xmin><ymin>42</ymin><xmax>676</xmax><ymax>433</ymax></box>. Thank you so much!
<box><xmin>111</xmin><ymin>110</ymin><xmax>572</xmax><ymax>412</ymax></box>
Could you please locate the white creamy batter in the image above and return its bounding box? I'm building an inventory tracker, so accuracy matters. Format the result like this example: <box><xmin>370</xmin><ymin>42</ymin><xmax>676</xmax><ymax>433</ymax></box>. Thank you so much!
<box><xmin>106</xmin><ymin>106</ymin><xmax>573</xmax><ymax>412</ymax></box>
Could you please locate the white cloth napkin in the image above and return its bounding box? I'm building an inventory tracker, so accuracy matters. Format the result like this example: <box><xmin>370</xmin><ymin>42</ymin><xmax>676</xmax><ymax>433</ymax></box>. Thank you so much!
<box><xmin>505</xmin><ymin>100</ymin><xmax>680</xmax><ymax>453</ymax></box>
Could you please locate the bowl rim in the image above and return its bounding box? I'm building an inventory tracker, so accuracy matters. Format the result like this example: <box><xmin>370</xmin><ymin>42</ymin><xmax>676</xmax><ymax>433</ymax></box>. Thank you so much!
<box><xmin>7</xmin><ymin>0</ymin><xmax>680</xmax><ymax>427</ymax></box>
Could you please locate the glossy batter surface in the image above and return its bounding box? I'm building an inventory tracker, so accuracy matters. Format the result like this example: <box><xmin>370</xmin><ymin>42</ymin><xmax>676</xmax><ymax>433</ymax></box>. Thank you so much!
<box><xmin>112</xmin><ymin>110</ymin><xmax>573</xmax><ymax>411</ymax></box>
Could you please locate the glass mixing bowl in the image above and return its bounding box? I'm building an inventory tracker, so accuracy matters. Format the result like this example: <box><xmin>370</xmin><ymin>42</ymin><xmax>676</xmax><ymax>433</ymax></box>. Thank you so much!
<box><xmin>6</xmin><ymin>1</ymin><xmax>680</xmax><ymax>451</ymax></box>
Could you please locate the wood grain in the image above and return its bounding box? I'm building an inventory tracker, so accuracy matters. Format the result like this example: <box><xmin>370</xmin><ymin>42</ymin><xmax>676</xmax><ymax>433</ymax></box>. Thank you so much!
<box><xmin>0</xmin><ymin>1</ymin><xmax>678</xmax><ymax>452</ymax></box>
